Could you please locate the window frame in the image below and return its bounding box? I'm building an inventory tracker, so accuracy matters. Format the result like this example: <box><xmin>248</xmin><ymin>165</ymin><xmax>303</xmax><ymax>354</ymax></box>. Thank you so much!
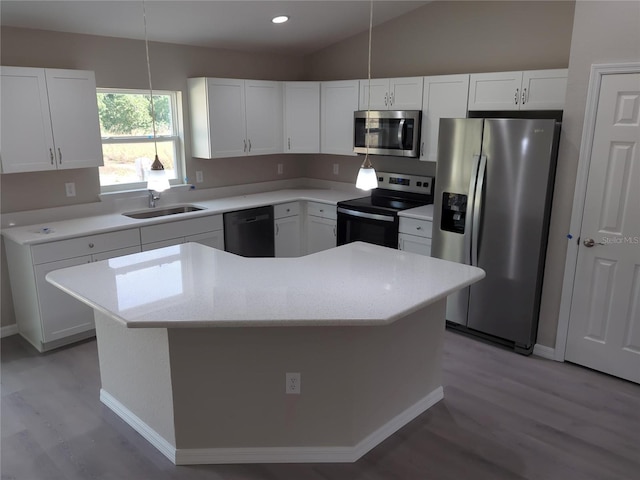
<box><xmin>97</xmin><ymin>87</ymin><xmax>185</xmax><ymax>193</ymax></box>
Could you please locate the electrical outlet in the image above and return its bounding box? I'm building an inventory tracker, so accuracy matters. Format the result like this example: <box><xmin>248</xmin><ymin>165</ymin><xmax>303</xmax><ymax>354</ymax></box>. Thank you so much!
<box><xmin>277</xmin><ymin>163</ymin><xmax>283</xmax><ymax>175</ymax></box>
<box><xmin>333</xmin><ymin>163</ymin><xmax>339</xmax><ymax>175</ymax></box>
<box><xmin>65</xmin><ymin>182</ymin><xmax>76</xmax><ymax>197</ymax></box>
<box><xmin>286</xmin><ymin>372</ymin><xmax>300</xmax><ymax>394</ymax></box>
<box><xmin>195</xmin><ymin>171</ymin><xmax>203</xmax><ymax>183</ymax></box>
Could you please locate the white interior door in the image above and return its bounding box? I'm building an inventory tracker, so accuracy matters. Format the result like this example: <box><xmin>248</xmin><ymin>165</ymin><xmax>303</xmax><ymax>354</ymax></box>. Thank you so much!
<box><xmin>565</xmin><ymin>72</ymin><xmax>640</xmax><ymax>383</ymax></box>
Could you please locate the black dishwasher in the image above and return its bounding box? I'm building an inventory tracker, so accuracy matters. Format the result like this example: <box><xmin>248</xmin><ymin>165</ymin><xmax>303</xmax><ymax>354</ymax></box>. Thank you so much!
<box><xmin>223</xmin><ymin>206</ymin><xmax>275</xmax><ymax>257</ymax></box>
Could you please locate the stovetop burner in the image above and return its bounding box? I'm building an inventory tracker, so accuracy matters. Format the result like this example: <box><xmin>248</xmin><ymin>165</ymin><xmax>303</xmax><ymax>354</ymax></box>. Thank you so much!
<box><xmin>338</xmin><ymin>171</ymin><xmax>434</xmax><ymax>216</ymax></box>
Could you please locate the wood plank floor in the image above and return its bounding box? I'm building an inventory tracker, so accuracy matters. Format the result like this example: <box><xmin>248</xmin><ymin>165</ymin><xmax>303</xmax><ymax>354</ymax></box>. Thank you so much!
<box><xmin>2</xmin><ymin>330</ymin><xmax>639</xmax><ymax>480</ymax></box>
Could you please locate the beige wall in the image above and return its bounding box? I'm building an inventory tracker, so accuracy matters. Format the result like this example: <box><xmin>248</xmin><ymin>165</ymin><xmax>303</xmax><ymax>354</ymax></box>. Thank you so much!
<box><xmin>536</xmin><ymin>0</ymin><xmax>640</xmax><ymax>347</ymax></box>
<box><xmin>0</xmin><ymin>26</ymin><xmax>307</xmax><ymax>214</ymax></box>
<box><xmin>305</xmin><ymin>1</ymin><xmax>575</xmax><ymax>80</ymax></box>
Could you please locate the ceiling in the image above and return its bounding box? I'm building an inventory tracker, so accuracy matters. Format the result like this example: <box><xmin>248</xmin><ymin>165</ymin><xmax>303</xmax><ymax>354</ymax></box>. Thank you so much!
<box><xmin>0</xmin><ymin>1</ymin><xmax>430</xmax><ymax>56</ymax></box>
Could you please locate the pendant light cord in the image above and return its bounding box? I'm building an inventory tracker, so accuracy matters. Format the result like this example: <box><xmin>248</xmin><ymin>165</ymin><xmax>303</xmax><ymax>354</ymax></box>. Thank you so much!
<box><xmin>364</xmin><ymin>0</ymin><xmax>373</xmax><ymax>169</ymax></box>
<box><xmin>142</xmin><ymin>0</ymin><xmax>158</xmax><ymax>159</ymax></box>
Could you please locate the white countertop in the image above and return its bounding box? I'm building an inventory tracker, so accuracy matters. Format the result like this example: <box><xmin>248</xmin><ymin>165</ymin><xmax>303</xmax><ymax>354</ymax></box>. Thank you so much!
<box><xmin>2</xmin><ymin>189</ymin><xmax>356</xmax><ymax>246</ymax></box>
<box><xmin>46</xmin><ymin>242</ymin><xmax>485</xmax><ymax>328</ymax></box>
<box><xmin>398</xmin><ymin>204</ymin><xmax>434</xmax><ymax>221</ymax></box>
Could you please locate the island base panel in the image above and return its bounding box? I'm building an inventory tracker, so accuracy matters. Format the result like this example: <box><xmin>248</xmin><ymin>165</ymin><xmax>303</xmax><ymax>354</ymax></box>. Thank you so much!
<box><xmin>96</xmin><ymin>301</ymin><xmax>446</xmax><ymax>464</ymax></box>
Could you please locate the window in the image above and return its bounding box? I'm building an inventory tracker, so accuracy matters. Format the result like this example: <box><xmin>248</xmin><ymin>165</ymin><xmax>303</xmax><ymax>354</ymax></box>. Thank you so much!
<box><xmin>97</xmin><ymin>88</ymin><xmax>184</xmax><ymax>191</ymax></box>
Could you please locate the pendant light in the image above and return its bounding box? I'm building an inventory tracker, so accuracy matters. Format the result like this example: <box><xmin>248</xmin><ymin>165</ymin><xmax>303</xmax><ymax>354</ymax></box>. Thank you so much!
<box><xmin>355</xmin><ymin>0</ymin><xmax>379</xmax><ymax>191</ymax></box>
<box><xmin>143</xmin><ymin>0</ymin><xmax>170</xmax><ymax>193</ymax></box>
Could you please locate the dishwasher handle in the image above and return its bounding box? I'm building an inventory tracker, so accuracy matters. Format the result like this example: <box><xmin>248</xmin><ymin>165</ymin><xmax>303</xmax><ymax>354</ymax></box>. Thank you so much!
<box><xmin>240</xmin><ymin>214</ymin><xmax>270</xmax><ymax>224</ymax></box>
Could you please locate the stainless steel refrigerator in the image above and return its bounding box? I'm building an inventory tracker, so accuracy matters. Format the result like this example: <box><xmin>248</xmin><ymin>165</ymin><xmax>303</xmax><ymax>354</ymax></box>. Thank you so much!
<box><xmin>432</xmin><ymin>117</ymin><xmax>560</xmax><ymax>353</ymax></box>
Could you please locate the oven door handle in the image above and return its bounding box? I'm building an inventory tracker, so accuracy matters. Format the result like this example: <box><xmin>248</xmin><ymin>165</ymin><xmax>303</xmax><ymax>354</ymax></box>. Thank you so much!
<box><xmin>337</xmin><ymin>207</ymin><xmax>396</xmax><ymax>222</ymax></box>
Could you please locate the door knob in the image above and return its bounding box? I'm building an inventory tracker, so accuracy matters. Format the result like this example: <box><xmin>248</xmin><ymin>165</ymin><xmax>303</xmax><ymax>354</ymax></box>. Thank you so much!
<box><xmin>583</xmin><ymin>238</ymin><xmax>603</xmax><ymax>247</ymax></box>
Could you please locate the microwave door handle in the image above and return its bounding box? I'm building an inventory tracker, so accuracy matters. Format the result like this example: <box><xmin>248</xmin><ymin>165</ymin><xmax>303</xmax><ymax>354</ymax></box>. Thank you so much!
<box><xmin>397</xmin><ymin>119</ymin><xmax>406</xmax><ymax>147</ymax></box>
<box><xmin>465</xmin><ymin>154</ymin><xmax>481</xmax><ymax>265</ymax></box>
<box><xmin>471</xmin><ymin>155</ymin><xmax>487</xmax><ymax>266</ymax></box>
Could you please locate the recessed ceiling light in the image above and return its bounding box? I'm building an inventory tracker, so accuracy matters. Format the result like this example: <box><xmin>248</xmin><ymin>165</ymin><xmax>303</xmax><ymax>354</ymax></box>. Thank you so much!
<box><xmin>272</xmin><ymin>15</ymin><xmax>289</xmax><ymax>24</ymax></box>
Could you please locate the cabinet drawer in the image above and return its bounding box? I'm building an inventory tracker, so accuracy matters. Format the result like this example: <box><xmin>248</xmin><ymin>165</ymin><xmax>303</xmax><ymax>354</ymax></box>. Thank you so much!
<box><xmin>140</xmin><ymin>215</ymin><xmax>223</xmax><ymax>244</ymax></box>
<box><xmin>399</xmin><ymin>217</ymin><xmax>432</xmax><ymax>238</ymax></box>
<box><xmin>307</xmin><ymin>202</ymin><xmax>336</xmax><ymax>220</ymax></box>
<box><xmin>31</xmin><ymin>228</ymin><xmax>141</xmax><ymax>264</ymax></box>
<box><xmin>274</xmin><ymin>202</ymin><xmax>300</xmax><ymax>219</ymax></box>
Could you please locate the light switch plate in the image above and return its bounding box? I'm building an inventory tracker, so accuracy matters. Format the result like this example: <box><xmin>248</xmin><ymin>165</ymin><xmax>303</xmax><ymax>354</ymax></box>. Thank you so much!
<box><xmin>195</xmin><ymin>171</ymin><xmax>203</xmax><ymax>183</ymax></box>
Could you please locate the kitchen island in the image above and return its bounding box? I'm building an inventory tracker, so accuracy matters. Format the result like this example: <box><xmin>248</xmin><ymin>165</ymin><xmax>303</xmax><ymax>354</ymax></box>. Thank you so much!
<box><xmin>46</xmin><ymin>242</ymin><xmax>484</xmax><ymax>465</ymax></box>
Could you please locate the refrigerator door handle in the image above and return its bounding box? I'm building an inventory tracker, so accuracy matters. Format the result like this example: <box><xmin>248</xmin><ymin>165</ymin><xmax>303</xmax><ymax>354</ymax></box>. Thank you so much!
<box><xmin>471</xmin><ymin>155</ymin><xmax>487</xmax><ymax>266</ymax></box>
<box><xmin>465</xmin><ymin>154</ymin><xmax>482</xmax><ymax>265</ymax></box>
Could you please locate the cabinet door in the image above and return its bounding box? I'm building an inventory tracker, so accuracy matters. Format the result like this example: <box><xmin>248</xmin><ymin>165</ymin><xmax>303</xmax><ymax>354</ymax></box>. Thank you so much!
<box><xmin>207</xmin><ymin>78</ymin><xmax>247</xmax><ymax>158</ymax></box>
<box><xmin>275</xmin><ymin>216</ymin><xmax>301</xmax><ymax>258</ymax></box>
<box><xmin>389</xmin><ymin>77</ymin><xmax>423</xmax><ymax>110</ymax></box>
<box><xmin>45</xmin><ymin>69</ymin><xmax>103</xmax><ymax>169</ymax></box>
<box><xmin>321</xmin><ymin>80</ymin><xmax>359</xmax><ymax>155</ymax></box>
<box><xmin>91</xmin><ymin>246</ymin><xmax>141</xmax><ymax>262</ymax></box>
<box><xmin>420</xmin><ymin>74</ymin><xmax>470</xmax><ymax>161</ymax></box>
<box><xmin>307</xmin><ymin>216</ymin><xmax>336</xmax><ymax>254</ymax></box>
<box><xmin>245</xmin><ymin>80</ymin><xmax>283</xmax><ymax>155</ymax></box>
<box><xmin>142</xmin><ymin>238</ymin><xmax>184</xmax><ymax>252</ymax></box>
<box><xmin>34</xmin><ymin>256</ymin><xmax>94</xmax><ymax>342</ymax></box>
<box><xmin>359</xmin><ymin>78</ymin><xmax>390</xmax><ymax>110</ymax></box>
<box><xmin>520</xmin><ymin>69</ymin><xmax>568</xmax><ymax>110</ymax></box>
<box><xmin>0</xmin><ymin>67</ymin><xmax>56</xmax><ymax>173</ymax></box>
<box><xmin>284</xmin><ymin>82</ymin><xmax>320</xmax><ymax>153</ymax></box>
<box><xmin>468</xmin><ymin>71</ymin><xmax>523</xmax><ymax>111</ymax></box>
<box><xmin>398</xmin><ymin>233</ymin><xmax>432</xmax><ymax>257</ymax></box>
<box><xmin>186</xmin><ymin>231</ymin><xmax>224</xmax><ymax>250</ymax></box>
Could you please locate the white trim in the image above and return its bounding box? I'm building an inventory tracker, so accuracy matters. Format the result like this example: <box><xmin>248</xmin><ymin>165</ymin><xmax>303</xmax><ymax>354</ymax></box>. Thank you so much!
<box><xmin>100</xmin><ymin>389</ymin><xmax>177</xmax><ymax>464</ymax></box>
<box><xmin>555</xmin><ymin>62</ymin><xmax>640</xmax><ymax>362</ymax></box>
<box><xmin>533</xmin><ymin>344</ymin><xmax>556</xmax><ymax>360</ymax></box>
<box><xmin>101</xmin><ymin>385</ymin><xmax>443</xmax><ymax>465</ymax></box>
<box><xmin>0</xmin><ymin>324</ymin><xmax>19</xmax><ymax>338</ymax></box>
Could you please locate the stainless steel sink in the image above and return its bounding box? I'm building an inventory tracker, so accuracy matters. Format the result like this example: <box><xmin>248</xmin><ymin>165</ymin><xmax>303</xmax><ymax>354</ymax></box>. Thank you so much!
<box><xmin>122</xmin><ymin>205</ymin><xmax>205</xmax><ymax>219</ymax></box>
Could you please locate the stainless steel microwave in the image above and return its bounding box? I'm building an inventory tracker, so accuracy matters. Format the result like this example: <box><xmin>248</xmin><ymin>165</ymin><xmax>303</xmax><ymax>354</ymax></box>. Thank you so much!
<box><xmin>353</xmin><ymin>110</ymin><xmax>422</xmax><ymax>158</ymax></box>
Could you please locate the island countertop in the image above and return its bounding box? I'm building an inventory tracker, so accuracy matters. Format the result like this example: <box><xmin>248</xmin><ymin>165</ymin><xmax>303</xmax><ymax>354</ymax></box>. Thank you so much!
<box><xmin>46</xmin><ymin>242</ymin><xmax>485</xmax><ymax>329</ymax></box>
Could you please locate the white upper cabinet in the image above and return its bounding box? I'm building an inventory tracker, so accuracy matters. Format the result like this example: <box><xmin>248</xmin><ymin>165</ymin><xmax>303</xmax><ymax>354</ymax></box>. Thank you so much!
<box><xmin>1</xmin><ymin>67</ymin><xmax>103</xmax><ymax>174</ymax></box>
<box><xmin>359</xmin><ymin>77</ymin><xmax>423</xmax><ymax>110</ymax></box>
<box><xmin>420</xmin><ymin>74</ymin><xmax>470</xmax><ymax>162</ymax></box>
<box><xmin>284</xmin><ymin>82</ymin><xmax>320</xmax><ymax>153</ymax></box>
<box><xmin>188</xmin><ymin>77</ymin><xmax>283</xmax><ymax>159</ymax></box>
<box><xmin>520</xmin><ymin>69</ymin><xmax>569</xmax><ymax>110</ymax></box>
<box><xmin>468</xmin><ymin>69</ymin><xmax>568</xmax><ymax>111</ymax></box>
<box><xmin>245</xmin><ymin>80</ymin><xmax>283</xmax><ymax>155</ymax></box>
<box><xmin>321</xmin><ymin>80</ymin><xmax>359</xmax><ymax>156</ymax></box>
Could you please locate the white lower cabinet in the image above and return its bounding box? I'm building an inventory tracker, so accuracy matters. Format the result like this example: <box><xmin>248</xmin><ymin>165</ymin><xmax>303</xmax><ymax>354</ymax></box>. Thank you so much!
<box><xmin>141</xmin><ymin>215</ymin><xmax>224</xmax><ymax>251</ymax></box>
<box><xmin>274</xmin><ymin>202</ymin><xmax>301</xmax><ymax>257</ymax></box>
<box><xmin>398</xmin><ymin>217</ymin><xmax>433</xmax><ymax>256</ymax></box>
<box><xmin>306</xmin><ymin>202</ymin><xmax>337</xmax><ymax>254</ymax></box>
<box><xmin>5</xmin><ymin>229</ymin><xmax>141</xmax><ymax>351</ymax></box>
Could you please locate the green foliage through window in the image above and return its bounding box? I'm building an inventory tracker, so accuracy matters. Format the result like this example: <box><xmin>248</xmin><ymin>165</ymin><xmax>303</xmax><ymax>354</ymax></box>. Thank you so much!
<box><xmin>97</xmin><ymin>92</ymin><xmax>172</xmax><ymax>137</ymax></box>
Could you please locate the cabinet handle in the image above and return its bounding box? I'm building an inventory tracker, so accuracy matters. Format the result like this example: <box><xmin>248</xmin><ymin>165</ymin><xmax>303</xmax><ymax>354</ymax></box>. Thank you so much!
<box><xmin>276</xmin><ymin>224</ymin><xmax>279</xmax><ymax>236</ymax></box>
<box><xmin>333</xmin><ymin>225</ymin><xmax>336</xmax><ymax>237</ymax></box>
<box><xmin>288</xmin><ymin>137</ymin><xmax>291</xmax><ymax>150</ymax></box>
<box><xmin>515</xmin><ymin>88</ymin><xmax>519</xmax><ymax>105</ymax></box>
<box><xmin>88</xmin><ymin>243</ymin><xmax>95</xmax><ymax>248</ymax></box>
<box><xmin>416</xmin><ymin>226</ymin><xmax>422</xmax><ymax>230</ymax></box>
<box><xmin>390</xmin><ymin>92</ymin><xmax>394</xmax><ymax>106</ymax></box>
<box><xmin>248</xmin><ymin>139</ymin><xmax>251</xmax><ymax>152</ymax></box>
<box><xmin>58</xmin><ymin>148</ymin><xmax>62</xmax><ymax>164</ymax></box>
<box><xmin>522</xmin><ymin>88</ymin><xmax>527</xmax><ymax>105</ymax></box>
<box><xmin>49</xmin><ymin>148</ymin><xmax>54</xmax><ymax>165</ymax></box>
<box><xmin>420</xmin><ymin>142</ymin><xmax>424</xmax><ymax>157</ymax></box>
<box><xmin>286</xmin><ymin>208</ymin><xmax>290</xmax><ymax>213</ymax></box>
<box><xmin>384</xmin><ymin>93</ymin><xmax>388</xmax><ymax>107</ymax></box>
<box><xmin>243</xmin><ymin>140</ymin><xmax>247</xmax><ymax>152</ymax></box>
<box><xmin>319</xmin><ymin>209</ymin><xmax>324</xmax><ymax>213</ymax></box>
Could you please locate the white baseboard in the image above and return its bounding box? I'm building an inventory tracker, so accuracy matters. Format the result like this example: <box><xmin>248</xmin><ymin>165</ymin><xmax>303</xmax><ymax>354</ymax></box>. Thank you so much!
<box><xmin>533</xmin><ymin>343</ymin><xmax>556</xmax><ymax>360</ymax></box>
<box><xmin>101</xmin><ymin>386</ymin><xmax>444</xmax><ymax>465</ymax></box>
<box><xmin>0</xmin><ymin>324</ymin><xmax>18</xmax><ymax>338</ymax></box>
<box><xmin>100</xmin><ymin>389</ymin><xmax>177</xmax><ymax>464</ymax></box>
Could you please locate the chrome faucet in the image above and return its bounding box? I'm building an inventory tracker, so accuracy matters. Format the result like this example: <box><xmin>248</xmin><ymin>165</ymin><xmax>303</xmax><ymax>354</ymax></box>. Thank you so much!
<box><xmin>148</xmin><ymin>190</ymin><xmax>160</xmax><ymax>208</ymax></box>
